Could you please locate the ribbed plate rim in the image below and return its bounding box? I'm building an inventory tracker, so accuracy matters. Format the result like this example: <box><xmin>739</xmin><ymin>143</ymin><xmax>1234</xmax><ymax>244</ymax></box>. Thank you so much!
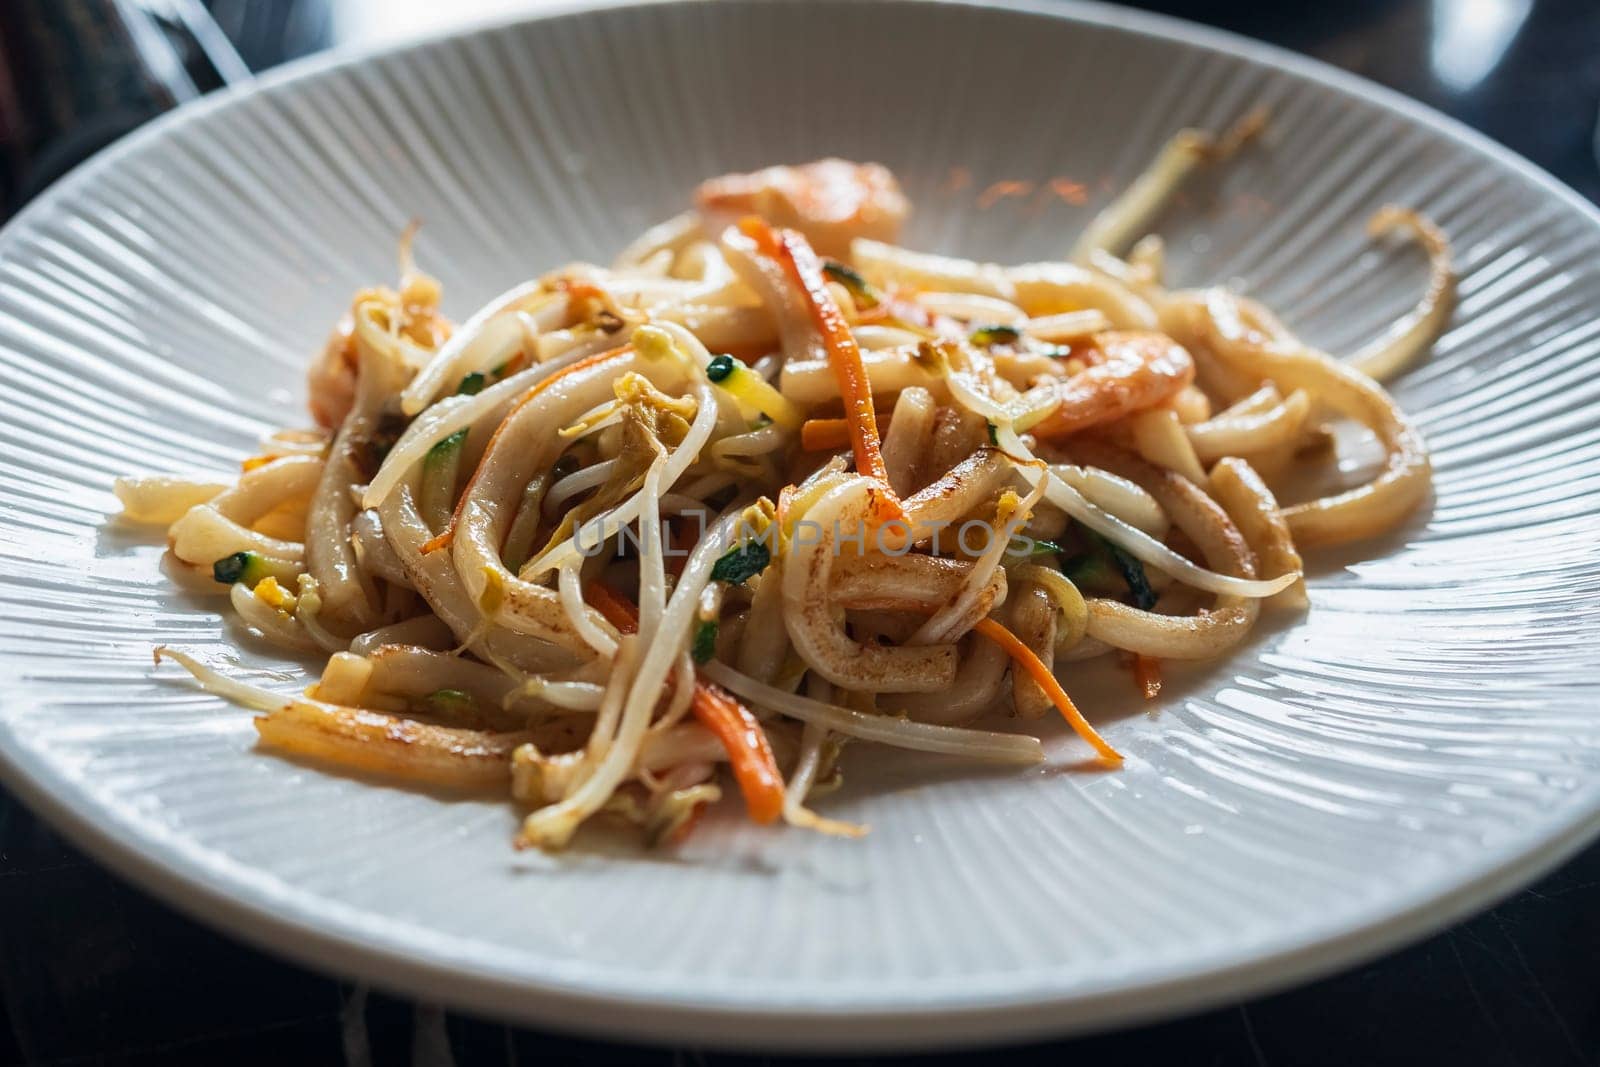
<box><xmin>1</xmin><ymin>0</ymin><xmax>1599</xmax><ymax>1051</ymax></box>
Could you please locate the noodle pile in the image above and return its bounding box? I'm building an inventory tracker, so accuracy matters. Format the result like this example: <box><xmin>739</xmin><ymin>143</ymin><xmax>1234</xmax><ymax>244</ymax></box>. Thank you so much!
<box><xmin>119</xmin><ymin>118</ymin><xmax>1453</xmax><ymax>849</ymax></box>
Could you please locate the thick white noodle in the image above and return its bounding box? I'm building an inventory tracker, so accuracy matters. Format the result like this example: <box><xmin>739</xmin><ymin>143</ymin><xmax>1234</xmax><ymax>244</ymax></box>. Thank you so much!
<box><xmin>364</xmin><ymin>345</ymin><xmax>594</xmax><ymax>510</ymax></box>
<box><xmin>940</xmin><ymin>362</ymin><xmax>1298</xmax><ymax>598</ymax></box>
<box><xmin>521</xmin><ymin>325</ymin><xmax>720</xmax><ymax>577</ymax></box>
<box><xmin>1348</xmin><ymin>206</ymin><xmax>1456</xmax><ymax>382</ymax></box>
<box><xmin>907</xmin><ymin>474</ymin><xmax>1042</xmax><ymax>645</ymax></box>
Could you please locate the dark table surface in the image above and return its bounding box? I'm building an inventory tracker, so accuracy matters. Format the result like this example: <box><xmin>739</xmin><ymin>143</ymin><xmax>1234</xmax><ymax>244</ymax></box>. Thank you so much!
<box><xmin>2</xmin><ymin>1</ymin><xmax>1599</xmax><ymax>1064</ymax></box>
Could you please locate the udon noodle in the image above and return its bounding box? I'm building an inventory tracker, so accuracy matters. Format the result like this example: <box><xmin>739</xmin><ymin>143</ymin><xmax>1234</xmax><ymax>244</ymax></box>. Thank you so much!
<box><xmin>120</xmin><ymin>118</ymin><xmax>1453</xmax><ymax>849</ymax></box>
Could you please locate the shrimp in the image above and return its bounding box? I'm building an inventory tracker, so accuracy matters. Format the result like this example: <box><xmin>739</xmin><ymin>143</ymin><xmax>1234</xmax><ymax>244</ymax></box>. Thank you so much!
<box><xmin>1029</xmin><ymin>331</ymin><xmax>1195</xmax><ymax>439</ymax></box>
<box><xmin>307</xmin><ymin>316</ymin><xmax>358</xmax><ymax>429</ymax></box>
<box><xmin>696</xmin><ymin>158</ymin><xmax>909</xmax><ymax>258</ymax></box>
<box><xmin>306</xmin><ymin>282</ymin><xmax>450</xmax><ymax>428</ymax></box>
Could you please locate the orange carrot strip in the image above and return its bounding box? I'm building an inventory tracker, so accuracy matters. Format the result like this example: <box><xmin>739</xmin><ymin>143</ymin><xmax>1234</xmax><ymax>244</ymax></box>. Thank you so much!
<box><xmin>690</xmin><ymin>680</ymin><xmax>785</xmax><ymax>824</ymax></box>
<box><xmin>736</xmin><ymin>216</ymin><xmax>903</xmax><ymax>521</ymax></box>
<box><xmin>420</xmin><ymin>343</ymin><xmax>633</xmax><ymax>555</ymax></box>
<box><xmin>972</xmin><ymin>617</ymin><xmax>1122</xmax><ymax>763</ymax></box>
<box><xmin>800</xmin><ymin>413</ymin><xmax>891</xmax><ymax>453</ymax></box>
<box><xmin>800</xmin><ymin>418</ymin><xmax>851</xmax><ymax>452</ymax></box>
<box><xmin>586</xmin><ymin>583</ymin><xmax>786</xmax><ymax>824</ymax></box>
<box><xmin>585</xmin><ymin>581</ymin><xmax>641</xmax><ymax>634</ymax></box>
<box><xmin>555</xmin><ymin>279</ymin><xmax>606</xmax><ymax>302</ymax></box>
<box><xmin>1134</xmin><ymin>654</ymin><xmax>1162</xmax><ymax>700</ymax></box>
<box><xmin>553</xmin><ymin>278</ymin><xmax>613</xmax><ymax>319</ymax></box>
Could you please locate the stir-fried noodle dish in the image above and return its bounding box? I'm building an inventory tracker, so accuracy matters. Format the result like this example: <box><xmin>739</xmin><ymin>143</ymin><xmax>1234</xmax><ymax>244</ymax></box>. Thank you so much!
<box><xmin>120</xmin><ymin>116</ymin><xmax>1455</xmax><ymax>849</ymax></box>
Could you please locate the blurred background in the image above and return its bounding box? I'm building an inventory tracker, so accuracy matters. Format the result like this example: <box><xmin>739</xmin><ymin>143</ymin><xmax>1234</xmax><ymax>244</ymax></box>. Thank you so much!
<box><xmin>0</xmin><ymin>1</ymin><xmax>1597</xmax><ymax>1064</ymax></box>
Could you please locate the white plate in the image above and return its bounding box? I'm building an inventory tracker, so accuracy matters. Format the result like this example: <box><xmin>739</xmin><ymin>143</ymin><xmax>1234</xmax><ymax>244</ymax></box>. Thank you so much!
<box><xmin>2</xmin><ymin>0</ymin><xmax>1599</xmax><ymax>1051</ymax></box>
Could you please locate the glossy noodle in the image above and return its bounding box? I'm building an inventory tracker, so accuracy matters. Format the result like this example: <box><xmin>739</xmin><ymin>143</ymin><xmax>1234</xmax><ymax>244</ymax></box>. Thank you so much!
<box><xmin>117</xmin><ymin>125</ymin><xmax>1452</xmax><ymax>849</ymax></box>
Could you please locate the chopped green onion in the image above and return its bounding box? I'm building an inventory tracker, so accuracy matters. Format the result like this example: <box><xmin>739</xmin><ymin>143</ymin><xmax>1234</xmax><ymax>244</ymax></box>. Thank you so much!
<box><xmin>822</xmin><ymin>260</ymin><xmax>880</xmax><ymax>307</ymax></box>
<box><xmin>1061</xmin><ymin>531</ymin><xmax>1157</xmax><ymax>608</ymax></box>
<box><xmin>212</xmin><ymin>551</ymin><xmax>261</xmax><ymax>585</ymax></box>
<box><xmin>455</xmin><ymin>372</ymin><xmax>487</xmax><ymax>396</ymax></box>
<box><xmin>1060</xmin><ymin>551</ymin><xmax>1120</xmax><ymax>596</ymax></box>
<box><xmin>1006</xmin><ymin>537</ymin><xmax>1065</xmax><ymax>559</ymax></box>
<box><xmin>691</xmin><ymin>620</ymin><xmax>719</xmax><ymax>664</ymax></box>
<box><xmin>427</xmin><ymin>688</ymin><xmax>474</xmax><ymax>715</ymax></box>
<box><xmin>987</xmin><ymin>422</ymin><xmax>999</xmax><ymax>446</ymax></box>
<box><xmin>970</xmin><ymin>324</ymin><xmax>1022</xmax><ymax>346</ymax></box>
<box><xmin>1103</xmin><ymin>539</ymin><xmax>1157</xmax><ymax>610</ymax></box>
<box><xmin>710</xmin><ymin>541</ymin><xmax>771</xmax><ymax>585</ymax></box>
<box><xmin>707</xmin><ymin>354</ymin><xmax>803</xmax><ymax>428</ymax></box>
<box><xmin>425</xmin><ymin>428</ymin><xmax>468</xmax><ymax>466</ymax></box>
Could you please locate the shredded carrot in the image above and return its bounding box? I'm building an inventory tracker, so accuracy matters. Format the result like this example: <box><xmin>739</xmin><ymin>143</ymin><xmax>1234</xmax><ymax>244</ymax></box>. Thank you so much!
<box><xmin>418</xmin><ymin>530</ymin><xmax>451</xmax><ymax>557</ymax></box>
<box><xmin>586</xmin><ymin>583</ymin><xmax>786</xmax><ymax>824</ymax></box>
<box><xmin>1134</xmin><ymin>654</ymin><xmax>1162</xmax><ymax>700</ymax></box>
<box><xmin>555</xmin><ymin>279</ymin><xmax>605</xmax><ymax>301</ymax></box>
<box><xmin>553</xmin><ymin>278</ymin><xmax>612</xmax><ymax>318</ymax></box>
<box><xmin>584</xmin><ymin>581</ymin><xmax>639</xmax><ymax>634</ymax></box>
<box><xmin>972</xmin><ymin>617</ymin><xmax>1122</xmax><ymax>763</ymax></box>
<box><xmin>690</xmin><ymin>679</ymin><xmax>785</xmax><ymax>824</ymax></box>
<box><xmin>420</xmin><ymin>343</ymin><xmax>634</xmax><ymax>555</ymax></box>
<box><xmin>800</xmin><ymin>417</ymin><xmax>851</xmax><ymax>452</ymax></box>
<box><xmin>800</xmin><ymin>414</ymin><xmax>889</xmax><ymax>452</ymax></box>
<box><xmin>736</xmin><ymin>216</ymin><xmax>904</xmax><ymax>522</ymax></box>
